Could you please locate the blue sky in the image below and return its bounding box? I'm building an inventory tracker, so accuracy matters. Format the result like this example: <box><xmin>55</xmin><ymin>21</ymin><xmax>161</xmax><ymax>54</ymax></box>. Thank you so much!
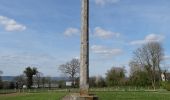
<box><xmin>0</xmin><ymin>0</ymin><xmax>170</xmax><ymax>77</ymax></box>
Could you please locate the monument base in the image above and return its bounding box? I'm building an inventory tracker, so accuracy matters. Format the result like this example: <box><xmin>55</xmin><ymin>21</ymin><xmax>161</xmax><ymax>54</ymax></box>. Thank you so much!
<box><xmin>62</xmin><ymin>93</ymin><xmax>98</xmax><ymax>100</ymax></box>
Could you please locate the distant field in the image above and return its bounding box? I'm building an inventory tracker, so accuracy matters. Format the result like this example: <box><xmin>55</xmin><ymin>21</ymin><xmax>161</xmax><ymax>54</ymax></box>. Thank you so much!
<box><xmin>1</xmin><ymin>91</ymin><xmax>170</xmax><ymax>100</ymax></box>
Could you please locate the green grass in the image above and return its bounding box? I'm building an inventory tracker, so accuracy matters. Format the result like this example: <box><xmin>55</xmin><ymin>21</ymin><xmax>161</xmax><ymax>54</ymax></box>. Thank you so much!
<box><xmin>0</xmin><ymin>92</ymin><xmax>67</xmax><ymax>100</ymax></box>
<box><xmin>95</xmin><ymin>91</ymin><xmax>170</xmax><ymax>100</ymax></box>
<box><xmin>1</xmin><ymin>91</ymin><xmax>170</xmax><ymax>100</ymax></box>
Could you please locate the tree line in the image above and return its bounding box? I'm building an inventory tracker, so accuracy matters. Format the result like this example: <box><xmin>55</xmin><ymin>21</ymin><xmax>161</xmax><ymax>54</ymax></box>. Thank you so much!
<box><xmin>0</xmin><ymin>67</ymin><xmax>65</xmax><ymax>89</ymax></box>
<box><xmin>58</xmin><ymin>42</ymin><xmax>170</xmax><ymax>89</ymax></box>
<box><xmin>0</xmin><ymin>42</ymin><xmax>169</xmax><ymax>89</ymax></box>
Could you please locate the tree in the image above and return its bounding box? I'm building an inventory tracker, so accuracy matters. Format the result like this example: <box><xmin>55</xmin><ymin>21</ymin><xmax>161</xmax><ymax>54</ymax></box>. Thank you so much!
<box><xmin>89</xmin><ymin>76</ymin><xmax>96</xmax><ymax>87</ymax></box>
<box><xmin>95</xmin><ymin>76</ymin><xmax>106</xmax><ymax>87</ymax></box>
<box><xmin>58</xmin><ymin>58</ymin><xmax>80</xmax><ymax>87</ymax></box>
<box><xmin>39</xmin><ymin>76</ymin><xmax>52</xmax><ymax>88</ymax></box>
<box><xmin>33</xmin><ymin>72</ymin><xmax>43</xmax><ymax>88</ymax></box>
<box><xmin>58</xmin><ymin>80</ymin><xmax>66</xmax><ymax>88</ymax></box>
<box><xmin>129</xmin><ymin>61</ymin><xmax>144</xmax><ymax>76</ymax></box>
<box><xmin>106</xmin><ymin>67</ymin><xmax>126</xmax><ymax>86</ymax></box>
<box><xmin>14</xmin><ymin>74</ymin><xmax>26</xmax><ymax>89</ymax></box>
<box><xmin>0</xmin><ymin>70</ymin><xmax>3</xmax><ymax>80</ymax></box>
<box><xmin>0</xmin><ymin>70</ymin><xmax>3</xmax><ymax>89</ymax></box>
<box><xmin>129</xmin><ymin>61</ymin><xmax>151</xmax><ymax>87</ymax></box>
<box><xmin>132</xmin><ymin>42</ymin><xmax>164</xmax><ymax>89</ymax></box>
<box><xmin>46</xmin><ymin>76</ymin><xmax>52</xmax><ymax>89</ymax></box>
<box><xmin>89</xmin><ymin>76</ymin><xmax>106</xmax><ymax>88</ymax></box>
<box><xmin>130</xmin><ymin>71</ymin><xmax>151</xmax><ymax>87</ymax></box>
<box><xmin>41</xmin><ymin>77</ymin><xmax>47</xmax><ymax>88</ymax></box>
<box><xmin>24</xmin><ymin>67</ymin><xmax>38</xmax><ymax>88</ymax></box>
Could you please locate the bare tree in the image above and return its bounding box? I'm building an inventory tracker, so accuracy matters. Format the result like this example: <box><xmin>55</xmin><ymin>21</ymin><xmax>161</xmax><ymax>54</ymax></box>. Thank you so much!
<box><xmin>33</xmin><ymin>72</ymin><xmax>43</xmax><ymax>88</ymax></box>
<box><xmin>46</xmin><ymin>76</ymin><xmax>52</xmax><ymax>89</ymax></box>
<box><xmin>132</xmin><ymin>42</ymin><xmax>164</xmax><ymax>89</ymax></box>
<box><xmin>14</xmin><ymin>74</ymin><xmax>26</xmax><ymax>89</ymax></box>
<box><xmin>58</xmin><ymin>58</ymin><xmax>80</xmax><ymax>87</ymax></box>
<box><xmin>41</xmin><ymin>77</ymin><xmax>47</xmax><ymax>88</ymax></box>
<box><xmin>129</xmin><ymin>61</ymin><xmax>145</xmax><ymax>76</ymax></box>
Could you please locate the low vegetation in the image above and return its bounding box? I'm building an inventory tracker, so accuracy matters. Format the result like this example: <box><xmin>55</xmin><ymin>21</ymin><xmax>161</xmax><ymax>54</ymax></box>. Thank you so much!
<box><xmin>1</xmin><ymin>91</ymin><xmax>170</xmax><ymax>100</ymax></box>
<box><xmin>96</xmin><ymin>91</ymin><xmax>170</xmax><ymax>100</ymax></box>
<box><xmin>0</xmin><ymin>92</ymin><xmax>66</xmax><ymax>100</ymax></box>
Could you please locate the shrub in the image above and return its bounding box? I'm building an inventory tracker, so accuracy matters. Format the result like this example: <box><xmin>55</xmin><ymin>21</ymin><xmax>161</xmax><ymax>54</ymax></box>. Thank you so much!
<box><xmin>161</xmin><ymin>81</ymin><xmax>170</xmax><ymax>91</ymax></box>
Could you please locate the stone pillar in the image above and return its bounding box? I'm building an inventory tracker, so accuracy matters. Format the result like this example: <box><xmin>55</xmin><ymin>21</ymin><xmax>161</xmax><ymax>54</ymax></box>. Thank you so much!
<box><xmin>62</xmin><ymin>1</ymin><xmax>98</xmax><ymax>99</ymax></box>
<box><xmin>80</xmin><ymin>0</ymin><xmax>89</xmax><ymax>95</ymax></box>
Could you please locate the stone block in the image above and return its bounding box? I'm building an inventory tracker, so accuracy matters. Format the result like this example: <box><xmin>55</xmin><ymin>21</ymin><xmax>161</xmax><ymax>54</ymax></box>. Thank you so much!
<box><xmin>62</xmin><ymin>93</ymin><xmax>98</xmax><ymax>100</ymax></box>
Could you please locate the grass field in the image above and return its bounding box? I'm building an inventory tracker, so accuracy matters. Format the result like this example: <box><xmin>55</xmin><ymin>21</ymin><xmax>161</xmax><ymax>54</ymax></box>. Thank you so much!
<box><xmin>1</xmin><ymin>91</ymin><xmax>170</xmax><ymax>100</ymax></box>
<box><xmin>95</xmin><ymin>91</ymin><xmax>170</xmax><ymax>100</ymax></box>
<box><xmin>0</xmin><ymin>92</ymin><xmax>67</xmax><ymax>100</ymax></box>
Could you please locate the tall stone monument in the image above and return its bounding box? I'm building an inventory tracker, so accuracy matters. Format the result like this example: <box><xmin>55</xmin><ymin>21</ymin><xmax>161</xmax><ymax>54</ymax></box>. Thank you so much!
<box><xmin>80</xmin><ymin>0</ymin><xmax>89</xmax><ymax>95</ymax></box>
<box><xmin>62</xmin><ymin>0</ymin><xmax>98</xmax><ymax>99</ymax></box>
<box><xmin>78</xmin><ymin>0</ymin><xmax>98</xmax><ymax>99</ymax></box>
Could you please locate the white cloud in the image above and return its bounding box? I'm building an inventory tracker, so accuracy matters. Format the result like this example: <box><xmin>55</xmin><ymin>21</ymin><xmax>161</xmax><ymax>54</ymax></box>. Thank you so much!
<box><xmin>130</xmin><ymin>34</ymin><xmax>165</xmax><ymax>45</ymax></box>
<box><xmin>95</xmin><ymin>0</ymin><xmax>120</xmax><ymax>6</ymax></box>
<box><xmin>94</xmin><ymin>27</ymin><xmax>120</xmax><ymax>39</ymax></box>
<box><xmin>91</xmin><ymin>45</ymin><xmax>123</xmax><ymax>56</ymax></box>
<box><xmin>74</xmin><ymin>56</ymin><xmax>79</xmax><ymax>59</ymax></box>
<box><xmin>0</xmin><ymin>16</ymin><xmax>26</xmax><ymax>32</ymax></box>
<box><xmin>64</xmin><ymin>27</ymin><xmax>79</xmax><ymax>37</ymax></box>
<box><xmin>64</xmin><ymin>27</ymin><xmax>120</xmax><ymax>39</ymax></box>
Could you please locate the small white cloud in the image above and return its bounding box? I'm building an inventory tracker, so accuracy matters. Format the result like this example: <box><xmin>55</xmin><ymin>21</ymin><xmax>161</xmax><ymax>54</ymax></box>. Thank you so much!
<box><xmin>95</xmin><ymin>0</ymin><xmax>120</xmax><ymax>6</ymax></box>
<box><xmin>94</xmin><ymin>27</ymin><xmax>120</xmax><ymax>39</ymax></box>
<box><xmin>64</xmin><ymin>27</ymin><xmax>79</xmax><ymax>37</ymax></box>
<box><xmin>74</xmin><ymin>56</ymin><xmax>79</xmax><ymax>59</ymax></box>
<box><xmin>91</xmin><ymin>45</ymin><xmax>123</xmax><ymax>56</ymax></box>
<box><xmin>0</xmin><ymin>16</ymin><xmax>26</xmax><ymax>32</ymax></box>
<box><xmin>130</xmin><ymin>34</ymin><xmax>165</xmax><ymax>45</ymax></box>
<box><xmin>145</xmin><ymin>34</ymin><xmax>164</xmax><ymax>41</ymax></box>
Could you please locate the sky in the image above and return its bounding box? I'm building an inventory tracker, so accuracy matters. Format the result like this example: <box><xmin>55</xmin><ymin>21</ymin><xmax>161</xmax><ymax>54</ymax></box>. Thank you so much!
<box><xmin>0</xmin><ymin>0</ymin><xmax>170</xmax><ymax>77</ymax></box>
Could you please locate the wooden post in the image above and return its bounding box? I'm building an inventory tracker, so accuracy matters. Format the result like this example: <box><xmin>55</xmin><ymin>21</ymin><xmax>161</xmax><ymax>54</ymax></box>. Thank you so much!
<box><xmin>80</xmin><ymin>0</ymin><xmax>89</xmax><ymax>95</ymax></box>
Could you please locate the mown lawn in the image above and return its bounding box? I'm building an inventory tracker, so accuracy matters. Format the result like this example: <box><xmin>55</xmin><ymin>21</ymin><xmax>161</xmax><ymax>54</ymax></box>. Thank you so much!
<box><xmin>95</xmin><ymin>91</ymin><xmax>170</xmax><ymax>100</ymax></box>
<box><xmin>1</xmin><ymin>91</ymin><xmax>170</xmax><ymax>100</ymax></box>
<box><xmin>0</xmin><ymin>92</ymin><xmax>67</xmax><ymax>100</ymax></box>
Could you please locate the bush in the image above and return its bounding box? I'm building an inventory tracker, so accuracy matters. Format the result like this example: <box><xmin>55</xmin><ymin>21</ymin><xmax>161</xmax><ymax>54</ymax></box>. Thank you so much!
<box><xmin>161</xmin><ymin>81</ymin><xmax>170</xmax><ymax>91</ymax></box>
